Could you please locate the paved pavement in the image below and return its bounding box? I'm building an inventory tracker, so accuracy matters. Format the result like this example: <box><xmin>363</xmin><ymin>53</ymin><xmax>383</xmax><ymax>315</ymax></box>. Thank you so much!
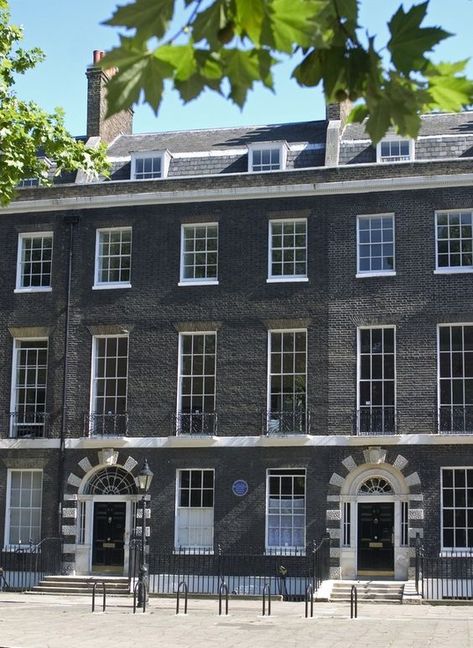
<box><xmin>0</xmin><ymin>593</ymin><xmax>472</xmax><ymax>648</ymax></box>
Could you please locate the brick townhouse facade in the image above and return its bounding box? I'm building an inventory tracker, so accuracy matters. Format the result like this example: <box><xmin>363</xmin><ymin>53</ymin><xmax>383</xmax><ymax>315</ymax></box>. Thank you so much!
<box><xmin>1</xmin><ymin>51</ymin><xmax>473</xmax><ymax>581</ymax></box>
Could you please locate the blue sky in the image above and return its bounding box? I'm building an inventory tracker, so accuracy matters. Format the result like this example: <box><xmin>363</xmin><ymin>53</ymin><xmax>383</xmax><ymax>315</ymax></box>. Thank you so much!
<box><xmin>10</xmin><ymin>0</ymin><xmax>473</xmax><ymax>135</ymax></box>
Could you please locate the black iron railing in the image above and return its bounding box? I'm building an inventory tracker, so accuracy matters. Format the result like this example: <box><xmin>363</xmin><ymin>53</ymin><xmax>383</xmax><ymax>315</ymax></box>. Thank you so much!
<box><xmin>85</xmin><ymin>413</ymin><xmax>128</xmax><ymax>437</ymax></box>
<box><xmin>438</xmin><ymin>405</ymin><xmax>473</xmax><ymax>434</ymax></box>
<box><xmin>129</xmin><ymin>536</ymin><xmax>330</xmax><ymax>599</ymax></box>
<box><xmin>415</xmin><ymin>537</ymin><xmax>473</xmax><ymax>600</ymax></box>
<box><xmin>174</xmin><ymin>412</ymin><xmax>217</xmax><ymax>436</ymax></box>
<box><xmin>356</xmin><ymin>406</ymin><xmax>396</xmax><ymax>435</ymax></box>
<box><xmin>8</xmin><ymin>412</ymin><xmax>50</xmax><ymax>438</ymax></box>
<box><xmin>264</xmin><ymin>410</ymin><xmax>310</xmax><ymax>435</ymax></box>
<box><xmin>0</xmin><ymin>537</ymin><xmax>63</xmax><ymax>591</ymax></box>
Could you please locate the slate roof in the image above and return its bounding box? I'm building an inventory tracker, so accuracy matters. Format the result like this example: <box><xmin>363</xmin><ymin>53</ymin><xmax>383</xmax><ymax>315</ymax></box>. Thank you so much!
<box><xmin>342</xmin><ymin>111</ymin><xmax>473</xmax><ymax>141</ymax></box>
<box><xmin>107</xmin><ymin>120</ymin><xmax>327</xmax><ymax>157</ymax></box>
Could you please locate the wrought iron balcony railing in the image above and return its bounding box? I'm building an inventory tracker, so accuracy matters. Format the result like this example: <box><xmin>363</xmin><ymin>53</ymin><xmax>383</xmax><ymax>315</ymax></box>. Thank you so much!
<box><xmin>356</xmin><ymin>406</ymin><xmax>396</xmax><ymax>436</ymax></box>
<box><xmin>438</xmin><ymin>405</ymin><xmax>473</xmax><ymax>434</ymax></box>
<box><xmin>264</xmin><ymin>410</ymin><xmax>310</xmax><ymax>435</ymax></box>
<box><xmin>9</xmin><ymin>412</ymin><xmax>50</xmax><ymax>438</ymax></box>
<box><xmin>174</xmin><ymin>412</ymin><xmax>217</xmax><ymax>436</ymax></box>
<box><xmin>85</xmin><ymin>412</ymin><xmax>128</xmax><ymax>437</ymax></box>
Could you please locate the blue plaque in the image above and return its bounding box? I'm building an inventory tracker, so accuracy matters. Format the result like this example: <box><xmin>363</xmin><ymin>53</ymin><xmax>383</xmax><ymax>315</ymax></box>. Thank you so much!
<box><xmin>232</xmin><ymin>479</ymin><xmax>248</xmax><ymax>497</ymax></box>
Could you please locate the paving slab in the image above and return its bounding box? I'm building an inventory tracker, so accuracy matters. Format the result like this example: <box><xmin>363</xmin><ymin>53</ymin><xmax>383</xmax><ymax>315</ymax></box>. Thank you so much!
<box><xmin>0</xmin><ymin>593</ymin><xmax>472</xmax><ymax>648</ymax></box>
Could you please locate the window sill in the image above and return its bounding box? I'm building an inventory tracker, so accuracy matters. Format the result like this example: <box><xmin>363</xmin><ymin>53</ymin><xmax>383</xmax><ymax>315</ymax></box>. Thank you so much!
<box><xmin>178</xmin><ymin>280</ymin><xmax>219</xmax><ymax>287</ymax></box>
<box><xmin>14</xmin><ymin>287</ymin><xmax>52</xmax><ymax>293</ymax></box>
<box><xmin>92</xmin><ymin>283</ymin><xmax>132</xmax><ymax>290</ymax></box>
<box><xmin>355</xmin><ymin>271</ymin><xmax>396</xmax><ymax>279</ymax></box>
<box><xmin>266</xmin><ymin>277</ymin><xmax>309</xmax><ymax>284</ymax></box>
<box><xmin>434</xmin><ymin>268</ymin><xmax>473</xmax><ymax>275</ymax></box>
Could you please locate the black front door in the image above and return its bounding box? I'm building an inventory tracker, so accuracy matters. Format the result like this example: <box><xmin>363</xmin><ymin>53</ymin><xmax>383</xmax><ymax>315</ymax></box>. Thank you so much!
<box><xmin>92</xmin><ymin>502</ymin><xmax>126</xmax><ymax>570</ymax></box>
<box><xmin>357</xmin><ymin>502</ymin><xmax>394</xmax><ymax>574</ymax></box>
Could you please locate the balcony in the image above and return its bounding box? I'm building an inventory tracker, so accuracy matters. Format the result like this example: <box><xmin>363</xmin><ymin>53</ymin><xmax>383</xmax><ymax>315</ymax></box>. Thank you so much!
<box><xmin>174</xmin><ymin>412</ymin><xmax>217</xmax><ymax>436</ymax></box>
<box><xmin>438</xmin><ymin>405</ymin><xmax>473</xmax><ymax>434</ymax></box>
<box><xmin>356</xmin><ymin>406</ymin><xmax>396</xmax><ymax>436</ymax></box>
<box><xmin>264</xmin><ymin>410</ymin><xmax>310</xmax><ymax>435</ymax></box>
<box><xmin>85</xmin><ymin>412</ymin><xmax>128</xmax><ymax>437</ymax></box>
<box><xmin>8</xmin><ymin>412</ymin><xmax>50</xmax><ymax>438</ymax></box>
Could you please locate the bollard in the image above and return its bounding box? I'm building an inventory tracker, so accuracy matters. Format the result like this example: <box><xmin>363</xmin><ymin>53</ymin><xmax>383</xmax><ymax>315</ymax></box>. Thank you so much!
<box><xmin>91</xmin><ymin>581</ymin><xmax>106</xmax><ymax>613</ymax></box>
<box><xmin>176</xmin><ymin>581</ymin><xmax>188</xmax><ymax>615</ymax></box>
<box><xmin>262</xmin><ymin>583</ymin><xmax>271</xmax><ymax>617</ymax></box>
<box><xmin>305</xmin><ymin>583</ymin><xmax>314</xmax><ymax>618</ymax></box>
<box><xmin>350</xmin><ymin>585</ymin><xmax>357</xmax><ymax>619</ymax></box>
<box><xmin>218</xmin><ymin>581</ymin><xmax>229</xmax><ymax>616</ymax></box>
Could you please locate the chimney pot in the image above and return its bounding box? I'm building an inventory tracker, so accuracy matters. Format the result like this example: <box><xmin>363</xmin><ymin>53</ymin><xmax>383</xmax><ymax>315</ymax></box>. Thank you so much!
<box><xmin>93</xmin><ymin>50</ymin><xmax>105</xmax><ymax>65</ymax></box>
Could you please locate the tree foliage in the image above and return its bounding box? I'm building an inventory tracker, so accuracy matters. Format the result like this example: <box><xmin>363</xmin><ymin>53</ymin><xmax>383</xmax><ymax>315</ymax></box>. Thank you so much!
<box><xmin>103</xmin><ymin>0</ymin><xmax>473</xmax><ymax>142</ymax></box>
<box><xmin>0</xmin><ymin>0</ymin><xmax>109</xmax><ymax>205</ymax></box>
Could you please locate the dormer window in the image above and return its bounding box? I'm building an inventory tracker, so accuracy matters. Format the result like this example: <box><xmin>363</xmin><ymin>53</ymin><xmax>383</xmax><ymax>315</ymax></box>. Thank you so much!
<box><xmin>131</xmin><ymin>150</ymin><xmax>172</xmax><ymax>180</ymax></box>
<box><xmin>248</xmin><ymin>142</ymin><xmax>288</xmax><ymax>173</ymax></box>
<box><xmin>377</xmin><ymin>138</ymin><xmax>414</xmax><ymax>163</ymax></box>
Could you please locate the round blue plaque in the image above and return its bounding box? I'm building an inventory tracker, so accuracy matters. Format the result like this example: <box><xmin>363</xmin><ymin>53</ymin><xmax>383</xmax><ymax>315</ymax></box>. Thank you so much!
<box><xmin>232</xmin><ymin>479</ymin><xmax>248</xmax><ymax>497</ymax></box>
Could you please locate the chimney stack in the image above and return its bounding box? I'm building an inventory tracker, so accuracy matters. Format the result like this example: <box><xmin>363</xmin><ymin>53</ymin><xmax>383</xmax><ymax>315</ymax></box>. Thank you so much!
<box><xmin>86</xmin><ymin>50</ymin><xmax>133</xmax><ymax>143</ymax></box>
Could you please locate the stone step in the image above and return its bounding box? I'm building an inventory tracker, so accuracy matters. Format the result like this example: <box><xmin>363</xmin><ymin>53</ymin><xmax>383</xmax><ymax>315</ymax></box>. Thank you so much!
<box><xmin>30</xmin><ymin>574</ymin><xmax>131</xmax><ymax>596</ymax></box>
<box><xmin>28</xmin><ymin>586</ymin><xmax>130</xmax><ymax>596</ymax></box>
<box><xmin>329</xmin><ymin>580</ymin><xmax>405</xmax><ymax>604</ymax></box>
<box><xmin>42</xmin><ymin>575</ymin><xmax>128</xmax><ymax>583</ymax></box>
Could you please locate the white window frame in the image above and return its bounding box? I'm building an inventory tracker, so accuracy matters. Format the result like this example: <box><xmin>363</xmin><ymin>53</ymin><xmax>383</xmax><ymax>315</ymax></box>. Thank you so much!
<box><xmin>267</xmin><ymin>329</ymin><xmax>307</xmax><ymax>434</ymax></box>
<box><xmin>89</xmin><ymin>334</ymin><xmax>129</xmax><ymax>434</ymax></box>
<box><xmin>131</xmin><ymin>150</ymin><xmax>172</xmax><ymax>180</ymax></box>
<box><xmin>4</xmin><ymin>469</ymin><xmax>43</xmax><ymax>548</ymax></box>
<box><xmin>179</xmin><ymin>223</ymin><xmax>219</xmax><ymax>286</ymax></box>
<box><xmin>267</xmin><ymin>218</ymin><xmax>308</xmax><ymax>283</ymax></box>
<box><xmin>376</xmin><ymin>137</ymin><xmax>414</xmax><ymax>163</ymax></box>
<box><xmin>434</xmin><ymin>209</ymin><xmax>473</xmax><ymax>274</ymax></box>
<box><xmin>10</xmin><ymin>337</ymin><xmax>48</xmax><ymax>438</ymax></box>
<box><xmin>15</xmin><ymin>232</ymin><xmax>53</xmax><ymax>293</ymax></box>
<box><xmin>248</xmin><ymin>141</ymin><xmax>288</xmax><ymax>173</ymax></box>
<box><xmin>93</xmin><ymin>227</ymin><xmax>132</xmax><ymax>290</ymax></box>
<box><xmin>357</xmin><ymin>326</ymin><xmax>397</xmax><ymax>435</ymax></box>
<box><xmin>441</xmin><ymin>466</ymin><xmax>473</xmax><ymax>551</ymax></box>
<box><xmin>356</xmin><ymin>213</ymin><xmax>396</xmax><ymax>278</ymax></box>
<box><xmin>176</xmin><ymin>332</ymin><xmax>217</xmax><ymax>435</ymax></box>
<box><xmin>17</xmin><ymin>178</ymin><xmax>39</xmax><ymax>188</ymax></box>
<box><xmin>174</xmin><ymin>468</ymin><xmax>215</xmax><ymax>551</ymax></box>
<box><xmin>437</xmin><ymin>323</ymin><xmax>473</xmax><ymax>434</ymax></box>
<box><xmin>265</xmin><ymin>468</ymin><xmax>306</xmax><ymax>552</ymax></box>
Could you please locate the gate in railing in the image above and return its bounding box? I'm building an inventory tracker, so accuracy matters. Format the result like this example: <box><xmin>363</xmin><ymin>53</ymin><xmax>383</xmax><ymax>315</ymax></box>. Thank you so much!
<box><xmin>416</xmin><ymin>537</ymin><xmax>473</xmax><ymax>600</ymax></box>
<box><xmin>129</xmin><ymin>534</ymin><xmax>330</xmax><ymax>600</ymax></box>
<box><xmin>0</xmin><ymin>537</ymin><xmax>63</xmax><ymax>591</ymax></box>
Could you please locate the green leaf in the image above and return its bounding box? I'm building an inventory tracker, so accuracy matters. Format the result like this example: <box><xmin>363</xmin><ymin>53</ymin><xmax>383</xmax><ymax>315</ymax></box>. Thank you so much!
<box><xmin>261</xmin><ymin>0</ymin><xmax>322</xmax><ymax>53</ymax></box>
<box><xmin>364</xmin><ymin>98</ymin><xmax>392</xmax><ymax>143</ymax></box>
<box><xmin>388</xmin><ymin>2</ymin><xmax>451</xmax><ymax>74</ymax></box>
<box><xmin>192</xmin><ymin>0</ymin><xmax>227</xmax><ymax>47</ymax></box>
<box><xmin>155</xmin><ymin>44</ymin><xmax>197</xmax><ymax>81</ymax></box>
<box><xmin>427</xmin><ymin>74</ymin><xmax>473</xmax><ymax>112</ymax></box>
<box><xmin>222</xmin><ymin>48</ymin><xmax>273</xmax><ymax>107</ymax></box>
<box><xmin>106</xmin><ymin>51</ymin><xmax>174</xmax><ymax>114</ymax></box>
<box><xmin>347</xmin><ymin>103</ymin><xmax>368</xmax><ymax>124</ymax></box>
<box><xmin>104</xmin><ymin>0</ymin><xmax>175</xmax><ymax>40</ymax></box>
<box><xmin>292</xmin><ymin>50</ymin><xmax>322</xmax><ymax>87</ymax></box>
<box><xmin>235</xmin><ymin>0</ymin><xmax>265</xmax><ymax>43</ymax></box>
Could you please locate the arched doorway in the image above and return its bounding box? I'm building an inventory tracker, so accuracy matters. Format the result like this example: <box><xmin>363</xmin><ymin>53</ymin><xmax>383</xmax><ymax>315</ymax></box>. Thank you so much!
<box><xmin>339</xmin><ymin>466</ymin><xmax>410</xmax><ymax>580</ymax></box>
<box><xmin>76</xmin><ymin>465</ymin><xmax>139</xmax><ymax>575</ymax></box>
